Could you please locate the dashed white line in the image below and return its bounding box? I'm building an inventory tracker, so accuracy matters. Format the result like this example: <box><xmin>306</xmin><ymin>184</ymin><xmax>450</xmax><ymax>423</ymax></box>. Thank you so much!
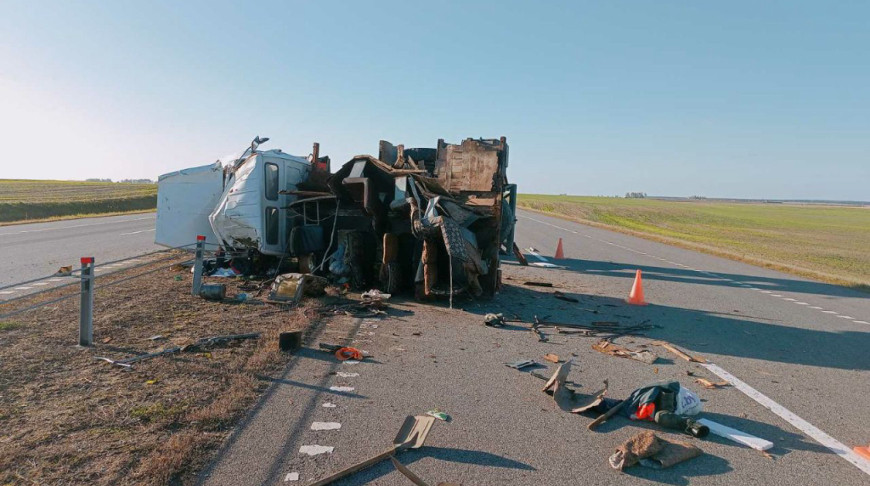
<box><xmin>329</xmin><ymin>386</ymin><xmax>354</xmax><ymax>392</ymax></box>
<box><xmin>809</xmin><ymin>306</ymin><xmax>823</xmax><ymax>310</ymax></box>
<box><xmin>310</xmin><ymin>422</ymin><xmax>341</xmax><ymax>431</ymax></box>
<box><xmin>822</xmin><ymin>310</ymin><xmax>839</xmax><ymax>314</ymax></box>
<box><xmin>837</xmin><ymin>315</ymin><xmax>854</xmax><ymax>320</ymax></box>
<box><xmin>854</xmin><ymin>320</ymin><xmax>869</xmax><ymax>325</ymax></box>
<box><xmin>0</xmin><ymin>291</ymin><xmax>14</xmax><ymax>295</ymax></box>
<box><xmin>794</xmin><ymin>302</ymin><xmax>809</xmax><ymax>305</ymax></box>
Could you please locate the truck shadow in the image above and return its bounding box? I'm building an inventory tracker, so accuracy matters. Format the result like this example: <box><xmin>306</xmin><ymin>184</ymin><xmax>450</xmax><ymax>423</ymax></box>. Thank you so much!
<box><xmin>508</xmin><ymin>256</ymin><xmax>869</xmax><ymax>300</ymax></box>
<box><xmin>471</xmin><ymin>279</ymin><xmax>869</xmax><ymax>371</ymax></box>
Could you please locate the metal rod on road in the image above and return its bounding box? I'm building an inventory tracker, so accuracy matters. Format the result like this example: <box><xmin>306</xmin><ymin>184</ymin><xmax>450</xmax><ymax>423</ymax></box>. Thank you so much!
<box><xmin>79</xmin><ymin>257</ymin><xmax>94</xmax><ymax>347</ymax></box>
<box><xmin>192</xmin><ymin>235</ymin><xmax>205</xmax><ymax>296</ymax></box>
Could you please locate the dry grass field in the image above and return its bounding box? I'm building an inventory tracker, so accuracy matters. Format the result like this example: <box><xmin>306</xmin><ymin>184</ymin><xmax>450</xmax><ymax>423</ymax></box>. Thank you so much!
<box><xmin>0</xmin><ymin>256</ymin><xmax>315</xmax><ymax>485</ymax></box>
<box><xmin>0</xmin><ymin>179</ymin><xmax>157</xmax><ymax>223</ymax></box>
<box><xmin>518</xmin><ymin>195</ymin><xmax>870</xmax><ymax>291</ymax></box>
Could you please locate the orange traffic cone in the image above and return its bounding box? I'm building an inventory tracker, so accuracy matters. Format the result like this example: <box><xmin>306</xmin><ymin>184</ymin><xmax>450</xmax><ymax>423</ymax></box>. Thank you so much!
<box><xmin>627</xmin><ymin>269</ymin><xmax>647</xmax><ymax>305</ymax></box>
<box><xmin>855</xmin><ymin>443</ymin><xmax>870</xmax><ymax>460</ymax></box>
<box><xmin>555</xmin><ymin>238</ymin><xmax>565</xmax><ymax>259</ymax></box>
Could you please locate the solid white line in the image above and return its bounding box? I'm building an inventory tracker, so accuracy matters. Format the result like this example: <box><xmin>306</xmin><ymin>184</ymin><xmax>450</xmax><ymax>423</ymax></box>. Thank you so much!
<box><xmin>702</xmin><ymin>363</ymin><xmax>870</xmax><ymax>475</ymax></box>
<box><xmin>32</xmin><ymin>282</ymin><xmax>49</xmax><ymax>286</ymax></box>
<box><xmin>119</xmin><ymin>228</ymin><xmax>156</xmax><ymax>236</ymax></box>
<box><xmin>14</xmin><ymin>286</ymin><xmax>32</xmax><ymax>290</ymax></box>
<box><xmin>0</xmin><ymin>291</ymin><xmax>15</xmax><ymax>295</ymax></box>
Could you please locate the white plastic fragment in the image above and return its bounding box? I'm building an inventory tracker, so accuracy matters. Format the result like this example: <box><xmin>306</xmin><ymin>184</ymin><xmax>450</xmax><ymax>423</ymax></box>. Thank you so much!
<box><xmin>311</xmin><ymin>422</ymin><xmax>341</xmax><ymax>431</ymax></box>
<box><xmin>299</xmin><ymin>445</ymin><xmax>334</xmax><ymax>456</ymax></box>
<box><xmin>322</xmin><ymin>402</ymin><xmax>337</xmax><ymax>408</ymax></box>
<box><xmin>697</xmin><ymin>418</ymin><xmax>774</xmax><ymax>451</ymax></box>
<box><xmin>329</xmin><ymin>386</ymin><xmax>355</xmax><ymax>392</ymax></box>
<box><xmin>284</xmin><ymin>472</ymin><xmax>299</xmax><ymax>481</ymax></box>
<box><xmin>336</xmin><ymin>372</ymin><xmax>359</xmax><ymax>378</ymax></box>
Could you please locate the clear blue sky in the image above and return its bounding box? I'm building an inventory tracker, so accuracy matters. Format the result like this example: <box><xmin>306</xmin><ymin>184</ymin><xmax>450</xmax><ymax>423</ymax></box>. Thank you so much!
<box><xmin>1</xmin><ymin>1</ymin><xmax>868</xmax><ymax>200</ymax></box>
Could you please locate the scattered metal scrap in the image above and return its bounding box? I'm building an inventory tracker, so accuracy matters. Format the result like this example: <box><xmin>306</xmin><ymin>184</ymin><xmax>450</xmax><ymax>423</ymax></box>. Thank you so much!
<box><xmin>652</xmin><ymin>340</ymin><xmax>707</xmax><ymax>363</ymax></box>
<box><xmin>95</xmin><ymin>333</ymin><xmax>260</xmax><ymax>368</ymax></box>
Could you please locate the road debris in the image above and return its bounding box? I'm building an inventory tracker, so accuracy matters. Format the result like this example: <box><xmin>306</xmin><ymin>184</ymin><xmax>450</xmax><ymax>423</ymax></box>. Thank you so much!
<box><xmin>697</xmin><ymin>418</ymin><xmax>773</xmax><ymax>450</ymax></box>
<box><xmin>311</xmin><ymin>422</ymin><xmax>342</xmax><ymax>431</ymax></box>
<box><xmin>694</xmin><ymin>378</ymin><xmax>730</xmax><ymax>389</ymax></box>
<box><xmin>96</xmin><ymin>333</ymin><xmax>261</xmax><ymax>368</ymax></box>
<box><xmin>523</xmin><ymin>281</ymin><xmax>553</xmax><ymax>287</ymax></box>
<box><xmin>609</xmin><ymin>431</ymin><xmax>703</xmax><ymax>470</ymax></box>
<box><xmin>309</xmin><ymin>415</ymin><xmax>434</xmax><ymax>486</ymax></box>
<box><xmin>284</xmin><ymin>472</ymin><xmax>300</xmax><ymax>481</ymax></box>
<box><xmin>269</xmin><ymin>273</ymin><xmax>327</xmax><ymax>303</ymax></box>
<box><xmin>543</xmin><ymin>353</ymin><xmax>561</xmax><ymax>363</ymax></box>
<box><xmin>390</xmin><ymin>456</ymin><xmax>432</xmax><ymax>486</ymax></box>
<box><xmin>653</xmin><ymin>341</ymin><xmax>707</xmax><ymax>363</ymax></box>
<box><xmin>483</xmin><ymin>313</ymin><xmax>506</xmax><ymax>327</ymax></box>
<box><xmin>506</xmin><ymin>359</ymin><xmax>536</xmax><ymax>369</ymax></box>
<box><xmin>199</xmin><ymin>283</ymin><xmax>226</xmax><ymax>300</ymax></box>
<box><xmin>592</xmin><ymin>339</ymin><xmax>658</xmax><ymax>365</ymax></box>
<box><xmin>335</xmin><ymin>347</ymin><xmax>364</xmax><ymax>361</ymax></box>
<box><xmin>299</xmin><ymin>445</ymin><xmax>334</xmax><ymax>456</ymax></box>
<box><xmin>55</xmin><ymin>265</ymin><xmax>73</xmax><ymax>276</ymax></box>
<box><xmin>553</xmin><ymin>291</ymin><xmax>579</xmax><ymax>303</ymax></box>
<box><xmin>322</xmin><ymin>402</ymin><xmax>337</xmax><ymax>408</ymax></box>
<box><xmin>426</xmin><ymin>409</ymin><xmax>451</xmax><ymax>422</ymax></box>
<box><xmin>279</xmin><ymin>331</ymin><xmax>303</xmax><ymax>352</ymax></box>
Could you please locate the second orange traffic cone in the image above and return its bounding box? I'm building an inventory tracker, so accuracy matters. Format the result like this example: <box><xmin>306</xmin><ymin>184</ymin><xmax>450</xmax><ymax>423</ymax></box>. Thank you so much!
<box><xmin>855</xmin><ymin>443</ymin><xmax>870</xmax><ymax>460</ymax></box>
<box><xmin>555</xmin><ymin>238</ymin><xmax>564</xmax><ymax>259</ymax></box>
<box><xmin>627</xmin><ymin>269</ymin><xmax>647</xmax><ymax>305</ymax></box>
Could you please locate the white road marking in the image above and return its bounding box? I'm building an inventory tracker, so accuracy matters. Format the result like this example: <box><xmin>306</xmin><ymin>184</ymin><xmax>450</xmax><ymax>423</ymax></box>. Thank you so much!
<box><xmin>310</xmin><ymin>422</ymin><xmax>341</xmax><ymax>431</ymax></box>
<box><xmin>336</xmin><ymin>372</ymin><xmax>359</xmax><ymax>378</ymax></box>
<box><xmin>14</xmin><ymin>287</ymin><xmax>32</xmax><ymax>290</ymax></box>
<box><xmin>32</xmin><ymin>282</ymin><xmax>49</xmax><ymax>286</ymax></box>
<box><xmin>119</xmin><ymin>228</ymin><xmax>156</xmax><ymax>236</ymax></box>
<box><xmin>0</xmin><ymin>291</ymin><xmax>14</xmax><ymax>295</ymax></box>
<box><xmin>299</xmin><ymin>445</ymin><xmax>333</xmax><ymax>456</ymax></box>
<box><xmin>519</xmin><ymin>213</ymin><xmax>869</xmax><ymax>327</ymax></box>
<box><xmin>322</xmin><ymin>402</ymin><xmax>337</xmax><ymax>408</ymax></box>
<box><xmin>48</xmin><ymin>278</ymin><xmax>63</xmax><ymax>282</ymax></box>
<box><xmin>342</xmin><ymin>360</ymin><xmax>360</xmax><ymax>365</ymax></box>
<box><xmin>703</xmin><ymin>363</ymin><xmax>870</xmax><ymax>475</ymax></box>
<box><xmin>809</xmin><ymin>306</ymin><xmax>823</xmax><ymax>310</ymax></box>
<box><xmin>0</xmin><ymin>216</ymin><xmax>153</xmax><ymax>236</ymax></box>
<box><xmin>329</xmin><ymin>386</ymin><xmax>354</xmax><ymax>392</ymax></box>
<box><xmin>284</xmin><ymin>472</ymin><xmax>300</xmax><ymax>481</ymax></box>
<box><xmin>854</xmin><ymin>320</ymin><xmax>869</xmax><ymax>325</ymax></box>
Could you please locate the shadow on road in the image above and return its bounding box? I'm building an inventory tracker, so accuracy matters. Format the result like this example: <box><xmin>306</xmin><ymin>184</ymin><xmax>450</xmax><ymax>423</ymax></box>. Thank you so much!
<box><xmin>471</xmin><ymin>279</ymin><xmax>869</xmax><ymax>371</ymax></box>
<box><xmin>513</xmin><ymin>255</ymin><xmax>868</xmax><ymax>301</ymax></box>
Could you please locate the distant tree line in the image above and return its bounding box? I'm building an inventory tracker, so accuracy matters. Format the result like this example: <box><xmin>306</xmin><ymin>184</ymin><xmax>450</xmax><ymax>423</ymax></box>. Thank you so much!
<box><xmin>85</xmin><ymin>178</ymin><xmax>155</xmax><ymax>184</ymax></box>
<box><xmin>625</xmin><ymin>192</ymin><xmax>647</xmax><ymax>198</ymax></box>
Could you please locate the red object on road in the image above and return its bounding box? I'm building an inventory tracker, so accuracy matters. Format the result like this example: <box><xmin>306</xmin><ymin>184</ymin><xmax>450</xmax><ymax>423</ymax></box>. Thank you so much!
<box><xmin>855</xmin><ymin>444</ymin><xmax>870</xmax><ymax>460</ymax></box>
<box><xmin>555</xmin><ymin>238</ymin><xmax>564</xmax><ymax>259</ymax></box>
<box><xmin>627</xmin><ymin>269</ymin><xmax>648</xmax><ymax>305</ymax></box>
<box><xmin>335</xmin><ymin>347</ymin><xmax>363</xmax><ymax>361</ymax></box>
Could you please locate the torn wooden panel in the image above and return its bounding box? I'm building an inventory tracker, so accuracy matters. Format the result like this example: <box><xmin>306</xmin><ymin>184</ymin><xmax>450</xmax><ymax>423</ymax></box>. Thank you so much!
<box><xmin>593</xmin><ymin>339</ymin><xmax>658</xmax><ymax>365</ymax></box>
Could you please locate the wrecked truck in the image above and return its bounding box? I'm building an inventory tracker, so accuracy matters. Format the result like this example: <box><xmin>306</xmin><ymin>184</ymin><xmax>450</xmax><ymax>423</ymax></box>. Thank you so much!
<box><xmin>289</xmin><ymin>137</ymin><xmax>517</xmax><ymax>299</ymax></box>
<box><xmin>156</xmin><ymin>136</ymin><xmax>516</xmax><ymax>300</ymax></box>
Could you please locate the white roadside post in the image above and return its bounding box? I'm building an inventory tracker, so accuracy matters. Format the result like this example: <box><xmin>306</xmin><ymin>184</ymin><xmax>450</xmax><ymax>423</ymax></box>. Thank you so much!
<box><xmin>79</xmin><ymin>256</ymin><xmax>94</xmax><ymax>347</ymax></box>
<box><xmin>192</xmin><ymin>235</ymin><xmax>205</xmax><ymax>295</ymax></box>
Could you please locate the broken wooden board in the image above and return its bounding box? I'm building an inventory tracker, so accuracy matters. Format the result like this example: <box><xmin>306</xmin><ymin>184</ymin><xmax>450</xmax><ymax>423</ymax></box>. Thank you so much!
<box><xmin>543</xmin><ymin>353</ymin><xmax>561</xmax><ymax>363</ymax></box>
<box><xmin>592</xmin><ymin>339</ymin><xmax>658</xmax><ymax>365</ymax></box>
<box><xmin>695</xmin><ymin>378</ymin><xmax>730</xmax><ymax>389</ymax></box>
<box><xmin>652</xmin><ymin>341</ymin><xmax>707</xmax><ymax>363</ymax></box>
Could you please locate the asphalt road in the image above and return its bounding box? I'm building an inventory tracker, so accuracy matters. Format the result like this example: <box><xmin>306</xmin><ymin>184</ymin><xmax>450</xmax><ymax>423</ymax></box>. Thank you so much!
<box><xmin>0</xmin><ymin>213</ymin><xmax>161</xmax><ymax>297</ymax></box>
<box><xmin>199</xmin><ymin>209</ymin><xmax>870</xmax><ymax>486</ymax></box>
